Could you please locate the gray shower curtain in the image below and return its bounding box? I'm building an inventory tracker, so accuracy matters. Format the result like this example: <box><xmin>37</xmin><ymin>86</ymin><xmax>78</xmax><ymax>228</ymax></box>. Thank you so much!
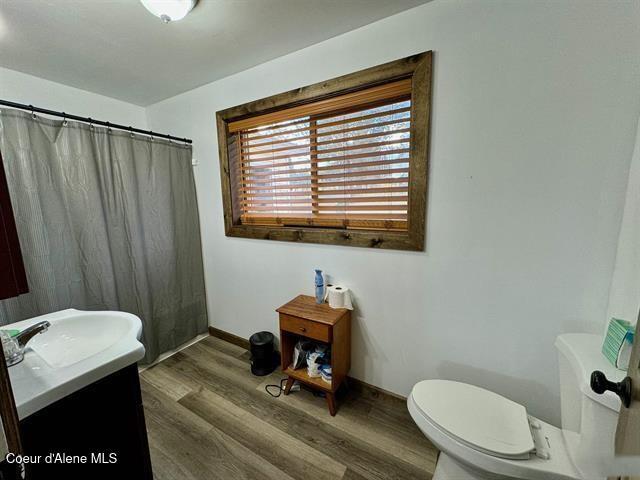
<box><xmin>0</xmin><ymin>109</ymin><xmax>208</xmax><ymax>364</ymax></box>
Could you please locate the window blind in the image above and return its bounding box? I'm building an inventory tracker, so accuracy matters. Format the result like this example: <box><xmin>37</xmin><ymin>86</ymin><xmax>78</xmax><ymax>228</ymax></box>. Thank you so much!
<box><xmin>231</xmin><ymin>79</ymin><xmax>412</xmax><ymax>231</ymax></box>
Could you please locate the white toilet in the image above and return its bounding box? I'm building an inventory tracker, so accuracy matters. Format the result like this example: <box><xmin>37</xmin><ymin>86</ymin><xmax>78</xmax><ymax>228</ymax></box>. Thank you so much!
<box><xmin>408</xmin><ymin>333</ymin><xmax>637</xmax><ymax>480</ymax></box>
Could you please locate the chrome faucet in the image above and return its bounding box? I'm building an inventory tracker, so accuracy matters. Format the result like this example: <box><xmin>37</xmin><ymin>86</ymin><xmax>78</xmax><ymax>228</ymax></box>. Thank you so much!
<box><xmin>15</xmin><ymin>321</ymin><xmax>51</xmax><ymax>348</ymax></box>
<box><xmin>1</xmin><ymin>321</ymin><xmax>50</xmax><ymax>367</ymax></box>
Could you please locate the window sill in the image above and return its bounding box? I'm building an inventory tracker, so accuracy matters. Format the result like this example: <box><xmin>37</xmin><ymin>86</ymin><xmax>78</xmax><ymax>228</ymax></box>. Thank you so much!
<box><xmin>225</xmin><ymin>224</ymin><xmax>424</xmax><ymax>251</ymax></box>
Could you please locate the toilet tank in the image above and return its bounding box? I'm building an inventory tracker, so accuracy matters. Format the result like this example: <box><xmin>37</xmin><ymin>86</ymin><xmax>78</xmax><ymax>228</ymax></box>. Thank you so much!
<box><xmin>555</xmin><ymin>334</ymin><xmax>625</xmax><ymax>477</ymax></box>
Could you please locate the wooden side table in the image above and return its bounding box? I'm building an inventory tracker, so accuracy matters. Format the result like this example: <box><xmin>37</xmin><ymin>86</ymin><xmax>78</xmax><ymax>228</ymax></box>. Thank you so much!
<box><xmin>276</xmin><ymin>295</ymin><xmax>351</xmax><ymax>416</ymax></box>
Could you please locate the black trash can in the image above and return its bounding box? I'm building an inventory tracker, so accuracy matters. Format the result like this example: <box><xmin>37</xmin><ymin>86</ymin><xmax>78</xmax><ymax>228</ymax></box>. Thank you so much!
<box><xmin>249</xmin><ymin>331</ymin><xmax>279</xmax><ymax>376</ymax></box>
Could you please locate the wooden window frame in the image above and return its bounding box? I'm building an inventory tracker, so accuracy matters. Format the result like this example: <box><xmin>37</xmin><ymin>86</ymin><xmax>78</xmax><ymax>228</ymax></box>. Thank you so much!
<box><xmin>216</xmin><ymin>51</ymin><xmax>432</xmax><ymax>251</ymax></box>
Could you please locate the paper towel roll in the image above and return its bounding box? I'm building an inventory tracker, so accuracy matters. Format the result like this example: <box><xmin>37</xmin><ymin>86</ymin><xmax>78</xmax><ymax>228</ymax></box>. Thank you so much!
<box><xmin>324</xmin><ymin>284</ymin><xmax>353</xmax><ymax>310</ymax></box>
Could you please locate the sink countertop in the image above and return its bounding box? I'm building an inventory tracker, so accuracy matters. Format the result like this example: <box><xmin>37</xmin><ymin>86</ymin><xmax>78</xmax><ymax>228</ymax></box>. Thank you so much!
<box><xmin>4</xmin><ymin>309</ymin><xmax>145</xmax><ymax>419</ymax></box>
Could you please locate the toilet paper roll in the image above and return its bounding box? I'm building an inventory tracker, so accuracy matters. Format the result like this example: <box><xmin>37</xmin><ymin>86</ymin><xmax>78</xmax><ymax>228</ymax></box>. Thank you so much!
<box><xmin>324</xmin><ymin>284</ymin><xmax>353</xmax><ymax>310</ymax></box>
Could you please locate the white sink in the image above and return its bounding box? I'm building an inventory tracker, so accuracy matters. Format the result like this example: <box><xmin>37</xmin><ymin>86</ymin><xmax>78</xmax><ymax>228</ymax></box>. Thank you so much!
<box><xmin>29</xmin><ymin>313</ymin><xmax>135</xmax><ymax>368</ymax></box>
<box><xmin>3</xmin><ymin>309</ymin><xmax>145</xmax><ymax>419</ymax></box>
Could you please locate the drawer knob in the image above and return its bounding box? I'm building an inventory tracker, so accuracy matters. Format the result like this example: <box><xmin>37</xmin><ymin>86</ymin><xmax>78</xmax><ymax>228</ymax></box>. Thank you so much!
<box><xmin>299</xmin><ymin>327</ymin><xmax>306</xmax><ymax>332</ymax></box>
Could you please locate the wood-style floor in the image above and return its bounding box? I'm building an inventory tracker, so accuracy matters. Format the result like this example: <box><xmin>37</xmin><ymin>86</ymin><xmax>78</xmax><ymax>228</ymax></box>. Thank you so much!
<box><xmin>140</xmin><ymin>336</ymin><xmax>438</xmax><ymax>480</ymax></box>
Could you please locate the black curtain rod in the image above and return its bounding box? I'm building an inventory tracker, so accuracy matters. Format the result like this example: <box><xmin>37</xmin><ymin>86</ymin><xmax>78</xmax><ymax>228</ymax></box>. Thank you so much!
<box><xmin>0</xmin><ymin>99</ymin><xmax>192</xmax><ymax>144</ymax></box>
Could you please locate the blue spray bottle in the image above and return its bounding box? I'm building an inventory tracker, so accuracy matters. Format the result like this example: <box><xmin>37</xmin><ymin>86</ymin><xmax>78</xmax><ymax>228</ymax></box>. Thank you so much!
<box><xmin>314</xmin><ymin>269</ymin><xmax>324</xmax><ymax>304</ymax></box>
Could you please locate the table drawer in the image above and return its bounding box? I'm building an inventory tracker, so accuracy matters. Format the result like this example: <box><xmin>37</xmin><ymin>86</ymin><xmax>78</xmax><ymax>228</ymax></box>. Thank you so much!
<box><xmin>280</xmin><ymin>314</ymin><xmax>331</xmax><ymax>342</ymax></box>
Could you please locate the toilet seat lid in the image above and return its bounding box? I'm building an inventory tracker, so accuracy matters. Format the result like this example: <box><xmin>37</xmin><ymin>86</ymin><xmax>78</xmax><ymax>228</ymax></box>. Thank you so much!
<box><xmin>411</xmin><ymin>380</ymin><xmax>535</xmax><ymax>459</ymax></box>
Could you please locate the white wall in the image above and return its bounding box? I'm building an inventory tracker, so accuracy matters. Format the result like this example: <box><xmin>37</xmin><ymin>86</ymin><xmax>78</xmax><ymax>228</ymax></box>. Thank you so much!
<box><xmin>146</xmin><ymin>0</ymin><xmax>640</xmax><ymax>424</ymax></box>
<box><xmin>0</xmin><ymin>67</ymin><xmax>147</xmax><ymax>127</ymax></box>
<box><xmin>607</xmin><ymin>116</ymin><xmax>640</xmax><ymax>325</ymax></box>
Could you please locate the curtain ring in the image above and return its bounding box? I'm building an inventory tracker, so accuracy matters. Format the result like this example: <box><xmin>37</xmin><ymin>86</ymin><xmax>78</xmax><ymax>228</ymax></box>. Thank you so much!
<box><xmin>88</xmin><ymin>118</ymin><xmax>94</xmax><ymax>130</ymax></box>
<box><xmin>149</xmin><ymin>131</ymin><xmax>154</xmax><ymax>142</ymax></box>
<box><xmin>129</xmin><ymin>126</ymin><xmax>134</xmax><ymax>138</ymax></box>
<box><xmin>62</xmin><ymin>112</ymin><xmax>68</xmax><ymax>127</ymax></box>
<box><xmin>29</xmin><ymin>105</ymin><xmax>36</xmax><ymax>120</ymax></box>
<box><xmin>106</xmin><ymin>121</ymin><xmax>112</xmax><ymax>134</ymax></box>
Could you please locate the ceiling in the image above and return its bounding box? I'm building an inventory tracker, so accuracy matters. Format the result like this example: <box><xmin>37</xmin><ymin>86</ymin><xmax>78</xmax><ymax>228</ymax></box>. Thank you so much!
<box><xmin>0</xmin><ymin>0</ymin><xmax>429</xmax><ymax>106</ymax></box>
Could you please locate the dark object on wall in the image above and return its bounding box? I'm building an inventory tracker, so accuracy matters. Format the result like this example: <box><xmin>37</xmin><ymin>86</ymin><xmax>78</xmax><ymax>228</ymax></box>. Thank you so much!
<box><xmin>249</xmin><ymin>331</ymin><xmax>279</xmax><ymax>376</ymax></box>
<box><xmin>0</xmin><ymin>150</ymin><xmax>28</xmax><ymax>300</ymax></box>
<box><xmin>20</xmin><ymin>364</ymin><xmax>153</xmax><ymax>480</ymax></box>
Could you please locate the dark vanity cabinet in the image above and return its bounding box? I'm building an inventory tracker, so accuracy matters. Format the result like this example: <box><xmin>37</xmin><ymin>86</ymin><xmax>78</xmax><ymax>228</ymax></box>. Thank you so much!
<box><xmin>19</xmin><ymin>364</ymin><xmax>153</xmax><ymax>480</ymax></box>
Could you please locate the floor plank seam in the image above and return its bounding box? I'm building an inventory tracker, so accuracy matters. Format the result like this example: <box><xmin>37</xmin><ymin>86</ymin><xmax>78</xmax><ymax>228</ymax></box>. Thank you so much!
<box><xmin>142</xmin><ymin>335</ymin><xmax>437</xmax><ymax>480</ymax></box>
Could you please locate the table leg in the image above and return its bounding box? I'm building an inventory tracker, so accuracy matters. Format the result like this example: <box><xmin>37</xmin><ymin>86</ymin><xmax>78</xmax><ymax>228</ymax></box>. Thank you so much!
<box><xmin>326</xmin><ymin>392</ymin><xmax>337</xmax><ymax>416</ymax></box>
<box><xmin>283</xmin><ymin>377</ymin><xmax>295</xmax><ymax>395</ymax></box>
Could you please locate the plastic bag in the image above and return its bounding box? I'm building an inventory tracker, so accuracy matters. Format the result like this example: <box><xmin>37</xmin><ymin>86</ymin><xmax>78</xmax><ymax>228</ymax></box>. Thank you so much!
<box><xmin>291</xmin><ymin>340</ymin><xmax>314</xmax><ymax>369</ymax></box>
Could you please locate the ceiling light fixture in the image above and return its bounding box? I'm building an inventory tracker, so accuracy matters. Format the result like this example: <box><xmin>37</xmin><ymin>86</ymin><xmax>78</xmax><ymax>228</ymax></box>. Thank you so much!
<box><xmin>140</xmin><ymin>0</ymin><xmax>197</xmax><ymax>23</ymax></box>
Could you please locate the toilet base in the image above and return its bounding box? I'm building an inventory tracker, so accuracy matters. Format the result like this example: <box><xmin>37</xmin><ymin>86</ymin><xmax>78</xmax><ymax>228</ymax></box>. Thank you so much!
<box><xmin>435</xmin><ymin>453</ymin><xmax>509</xmax><ymax>480</ymax></box>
